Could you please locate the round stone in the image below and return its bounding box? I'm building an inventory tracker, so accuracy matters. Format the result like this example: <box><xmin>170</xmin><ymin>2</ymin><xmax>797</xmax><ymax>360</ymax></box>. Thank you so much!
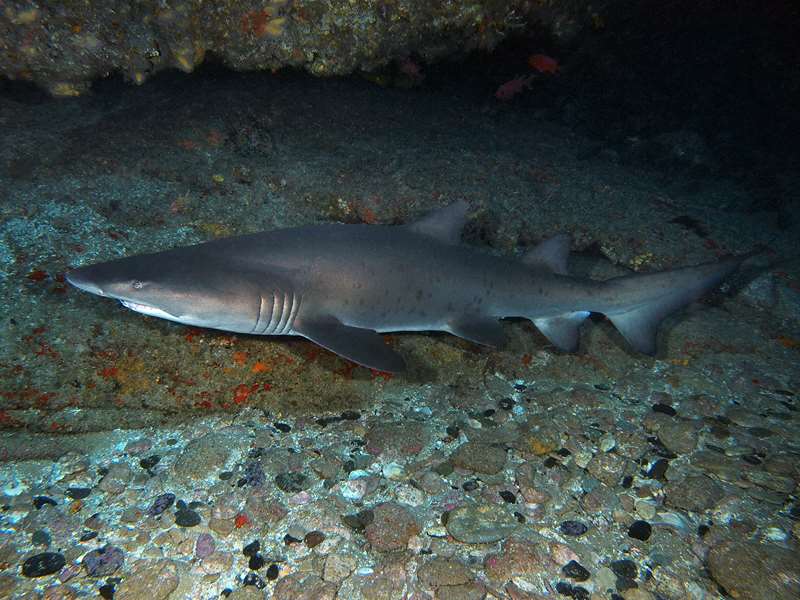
<box><xmin>445</xmin><ymin>504</ymin><xmax>519</xmax><ymax>543</ymax></box>
<box><xmin>628</xmin><ymin>520</ymin><xmax>652</xmax><ymax>541</ymax></box>
<box><xmin>21</xmin><ymin>552</ymin><xmax>65</xmax><ymax>577</ymax></box>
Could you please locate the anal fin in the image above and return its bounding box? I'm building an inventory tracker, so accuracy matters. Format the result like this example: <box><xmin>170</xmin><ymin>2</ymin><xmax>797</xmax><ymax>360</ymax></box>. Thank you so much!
<box><xmin>448</xmin><ymin>316</ymin><xmax>506</xmax><ymax>347</ymax></box>
<box><xmin>294</xmin><ymin>317</ymin><xmax>406</xmax><ymax>372</ymax></box>
<box><xmin>533</xmin><ymin>311</ymin><xmax>590</xmax><ymax>351</ymax></box>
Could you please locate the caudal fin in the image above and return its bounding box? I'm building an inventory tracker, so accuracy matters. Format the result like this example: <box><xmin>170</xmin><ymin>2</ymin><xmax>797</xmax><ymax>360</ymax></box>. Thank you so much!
<box><xmin>601</xmin><ymin>254</ymin><xmax>750</xmax><ymax>355</ymax></box>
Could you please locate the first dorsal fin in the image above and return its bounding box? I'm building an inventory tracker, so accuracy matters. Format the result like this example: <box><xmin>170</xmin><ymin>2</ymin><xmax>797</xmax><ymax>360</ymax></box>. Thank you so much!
<box><xmin>522</xmin><ymin>234</ymin><xmax>571</xmax><ymax>275</ymax></box>
<box><xmin>406</xmin><ymin>201</ymin><xmax>469</xmax><ymax>244</ymax></box>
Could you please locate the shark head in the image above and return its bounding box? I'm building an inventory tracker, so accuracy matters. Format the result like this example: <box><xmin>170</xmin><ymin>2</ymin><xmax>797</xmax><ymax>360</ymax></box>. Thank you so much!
<box><xmin>66</xmin><ymin>250</ymin><xmax>262</xmax><ymax>333</ymax></box>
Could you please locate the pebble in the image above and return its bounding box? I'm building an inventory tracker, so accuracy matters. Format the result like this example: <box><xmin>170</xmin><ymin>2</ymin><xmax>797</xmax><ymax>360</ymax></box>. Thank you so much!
<box><xmin>115</xmin><ymin>560</ymin><xmax>179</xmax><ymax>600</ymax></box>
<box><xmin>365</xmin><ymin>422</ymin><xmax>430</xmax><ymax>457</ymax></box>
<box><xmin>627</xmin><ymin>520</ymin><xmax>652</xmax><ymax>541</ymax></box>
<box><xmin>195</xmin><ymin>533</ymin><xmax>215</xmax><ymax>559</ymax></box>
<box><xmin>304</xmin><ymin>530</ymin><xmax>325</xmax><ymax>548</ymax></box>
<box><xmin>663</xmin><ymin>475</ymin><xmax>724</xmax><ymax>512</ymax></box>
<box><xmin>146</xmin><ymin>493</ymin><xmax>176</xmax><ymax>517</ymax></box>
<box><xmin>323</xmin><ymin>553</ymin><xmax>357</xmax><ymax>583</ymax></box>
<box><xmin>450</xmin><ymin>441</ymin><xmax>507</xmax><ymax>474</ymax></box>
<box><xmin>33</xmin><ymin>496</ymin><xmax>58</xmax><ymax>509</ymax></box>
<box><xmin>174</xmin><ymin>508</ymin><xmax>201</xmax><ymax>527</ymax></box>
<box><xmin>97</xmin><ymin>462</ymin><xmax>133</xmax><ymax>494</ymax></box>
<box><xmin>562</xmin><ymin>560</ymin><xmax>590</xmax><ymax>581</ymax></box>
<box><xmin>341</xmin><ymin>509</ymin><xmax>374</xmax><ymax>532</ymax></box>
<box><xmin>364</xmin><ymin>502</ymin><xmax>420</xmax><ymax>551</ymax></box>
<box><xmin>82</xmin><ymin>545</ymin><xmax>124</xmax><ymax>576</ymax></box>
<box><xmin>559</xmin><ymin>520</ymin><xmax>588</xmax><ymax>537</ymax></box>
<box><xmin>243</xmin><ymin>462</ymin><xmax>266</xmax><ymax>487</ymax></box>
<box><xmin>21</xmin><ymin>552</ymin><xmax>65</xmax><ymax>577</ymax></box>
<box><xmin>275</xmin><ymin>472</ymin><xmax>308</xmax><ymax>493</ymax></box>
<box><xmin>417</xmin><ymin>557</ymin><xmax>472</xmax><ymax>588</ymax></box>
<box><xmin>610</xmin><ymin>559</ymin><xmax>638</xmax><ymax>580</ymax></box>
<box><xmin>445</xmin><ymin>504</ymin><xmax>519</xmax><ymax>543</ymax></box>
<box><xmin>708</xmin><ymin>540</ymin><xmax>800</xmax><ymax>600</ymax></box>
<box><xmin>65</xmin><ymin>487</ymin><xmax>91</xmax><ymax>500</ymax></box>
<box><xmin>484</xmin><ymin>538</ymin><xmax>545</xmax><ymax>582</ymax></box>
<box><xmin>656</xmin><ymin>420</ymin><xmax>698</xmax><ymax>455</ymax></box>
<box><xmin>226</xmin><ymin>587</ymin><xmax>264</xmax><ymax>600</ymax></box>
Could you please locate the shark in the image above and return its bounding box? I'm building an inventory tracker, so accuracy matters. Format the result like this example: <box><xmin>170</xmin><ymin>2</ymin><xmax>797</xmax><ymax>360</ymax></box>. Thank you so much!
<box><xmin>66</xmin><ymin>202</ymin><xmax>749</xmax><ymax>372</ymax></box>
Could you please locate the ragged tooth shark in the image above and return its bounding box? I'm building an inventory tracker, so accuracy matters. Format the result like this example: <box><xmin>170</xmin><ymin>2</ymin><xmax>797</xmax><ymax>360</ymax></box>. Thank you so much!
<box><xmin>66</xmin><ymin>202</ymin><xmax>750</xmax><ymax>372</ymax></box>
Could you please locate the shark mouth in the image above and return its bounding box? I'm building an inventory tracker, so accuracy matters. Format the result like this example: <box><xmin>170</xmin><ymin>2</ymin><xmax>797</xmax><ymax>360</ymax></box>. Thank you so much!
<box><xmin>120</xmin><ymin>300</ymin><xmax>177</xmax><ymax>320</ymax></box>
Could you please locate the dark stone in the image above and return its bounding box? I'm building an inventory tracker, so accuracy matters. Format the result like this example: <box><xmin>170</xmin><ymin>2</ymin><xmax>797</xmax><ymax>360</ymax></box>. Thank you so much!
<box><xmin>248</xmin><ymin>553</ymin><xmax>265</xmax><ymax>570</ymax></box>
<box><xmin>146</xmin><ymin>492</ymin><xmax>175</xmax><ymax>516</ymax></box>
<box><xmin>266</xmin><ymin>563</ymin><xmax>279</xmax><ymax>580</ymax></box>
<box><xmin>342</xmin><ymin>509</ymin><xmax>374</xmax><ymax>531</ymax></box>
<box><xmin>499</xmin><ymin>490</ymin><xmax>517</xmax><ymax>503</ymax></box>
<box><xmin>21</xmin><ymin>552</ymin><xmax>65</xmax><ymax>577</ymax></box>
<box><xmin>243</xmin><ymin>572</ymin><xmax>266</xmax><ymax>588</ymax></box>
<box><xmin>99</xmin><ymin>583</ymin><xmax>115</xmax><ymax>599</ymax></box>
<box><xmin>65</xmin><ymin>487</ymin><xmax>92</xmax><ymax>500</ymax></box>
<box><xmin>304</xmin><ymin>530</ymin><xmax>325</xmax><ymax>548</ymax></box>
<box><xmin>742</xmin><ymin>454</ymin><xmax>762</xmax><ymax>465</ymax></box>
<box><xmin>462</xmin><ymin>479</ymin><xmax>479</xmax><ymax>491</ymax></box>
<box><xmin>571</xmin><ymin>587</ymin><xmax>590</xmax><ymax>600</ymax></box>
<box><xmin>616</xmin><ymin>576</ymin><xmax>638</xmax><ymax>591</ymax></box>
<box><xmin>80</xmin><ymin>531</ymin><xmax>98</xmax><ymax>542</ymax></box>
<box><xmin>483</xmin><ymin>408</ymin><xmax>496</xmax><ymax>417</ymax></box>
<box><xmin>555</xmin><ymin>581</ymin><xmax>573</xmax><ymax>595</ymax></box>
<box><xmin>544</xmin><ymin>456</ymin><xmax>559</xmax><ymax>468</ymax></box>
<box><xmin>628</xmin><ymin>520</ymin><xmax>652</xmax><ymax>541</ymax></box>
<box><xmin>554</xmin><ymin>581</ymin><xmax>590</xmax><ymax>599</ymax></box>
<box><xmin>243</xmin><ymin>461</ymin><xmax>266</xmax><ymax>487</ymax></box>
<box><xmin>652</xmin><ymin>403</ymin><xmax>677</xmax><ymax>416</ymax></box>
<box><xmin>499</xmin><ymin>398</ymin><xmax>514</xmax><ymax>410</ymax></box>
<box><xmin>31</xmin><ymin>530</ymin><xmax>51</xmax><ymax>546</ymax></box>
<box><xmin>243</xmin><ymin>540</ymin><xmax>260</xmax><ymax>557</ymax></box>
<box><xmin>274</xmin><ymin>422</ymin><xmax>292</xmax><ymax>432</ymax></box>
<box><xmin>646</xmin><ymin>459</ymin><xmax>669</xmax><ymax>480</ymax></box>
<box><xmin>175</xmin><ymin>508</ymin><xmax>201</xmax><ymax>527</ymax></box>
<box><xmin>275</xmin><ymin>472</ymin><xmax>308</xmax><ymax>493</ymax></box>
<box><xmin>446</xmin><ymin>425</ymin><xmax>460</xmax><ymax>438</ymax></box>
<box><xmin>341</xmin><ymin>410</ymin><xmax>361</xmax><ymax>420</ymax></box>
<box><xmin>557</xmin><ymin>448</ymin><xmax>572</xmax><ymax>457</ymax></box>
<box><xmin>219</xmin><ymin>471</ymin><xmax>233</xmax><ymax>481</ymax></box>
<box><xmin>33</xmin><ymin>496</ymin><xmax>57</xmax><ymax>509</ymax></box>
<box><xmin>559</xmin><ymin>520</ymin><xmax>588</xmax><ymax>536</ymax></box>
<box><xmin>562</xmin><ymin>560</ymin><xmax>590</xmax><ymax>581</ymax></box>
<box><xmin>139</xmin><ymin>455</ymin><xmax>161</xmax><ymax>470</ymax></box>
<box><xmin>621</xmin><ymin>475</ymin><xmax>634</xmax><ymax>488</ymax></box>
<box><xmin>610</xmin><ymin>559</ymin><xmax>638</xmax><ymax>580</ymax></box>
<box><xmin>82</xmin><ymin>545</ymin><xmax>125</xmax><ymax>577</ymax></box>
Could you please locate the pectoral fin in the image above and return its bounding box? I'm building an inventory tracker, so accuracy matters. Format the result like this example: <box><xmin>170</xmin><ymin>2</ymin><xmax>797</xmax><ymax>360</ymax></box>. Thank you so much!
<box><xmin>294</xmin><ymin>317</ymin><xmax>406</xmax><ymax>373</ymax></box>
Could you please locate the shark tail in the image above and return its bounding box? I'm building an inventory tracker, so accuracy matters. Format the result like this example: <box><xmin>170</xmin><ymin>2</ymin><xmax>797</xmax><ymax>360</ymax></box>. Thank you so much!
<box><xmin>598</xmin><ymin>253</ymin><xmax>751</xmax><ymax>355</ymax></box>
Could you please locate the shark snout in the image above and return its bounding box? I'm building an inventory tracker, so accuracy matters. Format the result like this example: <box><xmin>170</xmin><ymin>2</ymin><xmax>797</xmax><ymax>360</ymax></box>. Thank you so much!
<box><xmin>65</xmin><ymin>268</ymin><xmax>105</xmax><ymax>296</ymax></box>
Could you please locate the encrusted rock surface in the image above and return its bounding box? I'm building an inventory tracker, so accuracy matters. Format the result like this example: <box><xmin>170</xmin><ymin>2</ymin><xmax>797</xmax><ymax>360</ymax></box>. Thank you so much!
<box><xmin>0</xmin><ymin>0</ymin><xmax>604</xmax><ymax>95</ymax></box>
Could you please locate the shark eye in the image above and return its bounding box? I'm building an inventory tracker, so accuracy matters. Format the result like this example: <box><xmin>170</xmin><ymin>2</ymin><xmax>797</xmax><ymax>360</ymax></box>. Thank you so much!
<box><xmin>131</xmin><ymin>280</ymin><xmax>144</xmax><ymax>290</ymax></box>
